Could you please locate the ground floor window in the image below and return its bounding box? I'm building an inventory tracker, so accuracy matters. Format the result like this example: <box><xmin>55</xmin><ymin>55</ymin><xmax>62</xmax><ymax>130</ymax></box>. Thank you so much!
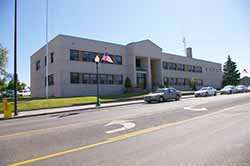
<box><xmin>45</xmin><ymin>74</ymin><xmax>54</xmax><ymax>86</ymax></box>
<box><xmin>70</xmin><ymin>72</ymin><xmax>123</xmax><ymax>85</ymax></box>
<box><xmin>163</xmin><ymin>76</ymin><xmax>203</xmax><ymax>86</ymax></box>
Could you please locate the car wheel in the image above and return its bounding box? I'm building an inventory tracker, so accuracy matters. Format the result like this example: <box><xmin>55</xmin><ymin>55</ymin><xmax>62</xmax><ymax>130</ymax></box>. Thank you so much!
<box><xmin>214</xmin><ymin>92</ymin><xmax>217</xmax><ymax>96</ymax></box>
<box><xmin>176</xmin><ymin>95</ymin><xmax>180</xmax><ymax>101</ymax></box>
<box><xmin>206</xmin><ymin>92</ymin><xmax>208</xmax><ymax>97</ymax></box>
<box><xmin>159</xmin><ymin>96</ymin><xmax>164</xmax><ymax>103</ymax></box>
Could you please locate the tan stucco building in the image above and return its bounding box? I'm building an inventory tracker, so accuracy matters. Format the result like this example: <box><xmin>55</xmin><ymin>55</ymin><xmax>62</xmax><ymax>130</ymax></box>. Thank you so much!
<box><xmin>31</xmin><ymin>34</ymin><xmax>223</xmax><ymax>98</ymax></box>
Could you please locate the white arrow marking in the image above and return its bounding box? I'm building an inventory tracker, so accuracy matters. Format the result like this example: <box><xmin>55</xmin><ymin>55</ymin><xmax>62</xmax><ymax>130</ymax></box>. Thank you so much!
<box><xmin>105</xmin><ymin>120</ymin><xmax>136</xmax><ymax>134</ymax></box>
<box><xmin>184</xmin><ymin>107</ymin><xmax>208</xmax><ymax>111</ymax></box>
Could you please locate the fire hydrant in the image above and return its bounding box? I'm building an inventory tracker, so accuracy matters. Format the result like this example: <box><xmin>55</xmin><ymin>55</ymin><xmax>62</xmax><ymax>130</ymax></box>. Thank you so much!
<box><xmin>3</xmin><ymin>99</ymin><xmax>12</xmax><ymax>118</ymax></box>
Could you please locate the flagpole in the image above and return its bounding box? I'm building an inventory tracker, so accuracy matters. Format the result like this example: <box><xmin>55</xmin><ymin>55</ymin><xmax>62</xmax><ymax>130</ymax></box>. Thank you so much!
<box><xmin>13</xmin><ymin>0</ymin><xmax>18</xmax><ymax>116</ymax></box>
<box><xmin>45</xmin><ymin>0</ymin><xmax>49</xmax><ymax>98</ymax></box>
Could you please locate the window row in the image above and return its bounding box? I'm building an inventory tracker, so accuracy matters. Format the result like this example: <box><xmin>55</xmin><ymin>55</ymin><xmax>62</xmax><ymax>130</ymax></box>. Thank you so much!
<box><xmin>162</xmin><ymin>62</ymin><xmax>202</xmax><ymax>73</ymax></box>
<box><xmin>36</xmin><ymin>52</ymin><xmax>54</xmax><ymax>71</ymax></box>
<box><xmin>70</xmin><ymin>49</ymin><xmax>122</xmax><ymax>65</ymax></box>
<box><xmin>163</xmin><ymin>77</ymin><xmax>203</xmax><ymax>86</ymax></box>
<box><xmin>45</xmin><ymin>74</ymin><xmax>54</xmax><ymax>86</ymax></box>
<box><xmin>70</xmin><ymin>72</ymin><xmax>123</xmax><ymax>85</ymax></box>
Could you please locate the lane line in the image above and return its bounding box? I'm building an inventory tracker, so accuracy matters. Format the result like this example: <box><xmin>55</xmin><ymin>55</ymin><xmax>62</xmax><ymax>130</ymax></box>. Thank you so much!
<box><xmin>8</xmin><ymin>103</ymin><xmax>250</xmax><ymax>166</ymax></box>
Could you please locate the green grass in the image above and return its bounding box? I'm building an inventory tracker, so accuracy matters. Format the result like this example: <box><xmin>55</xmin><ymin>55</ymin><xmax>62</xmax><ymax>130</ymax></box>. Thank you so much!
<box><xmin>0</xmin><ymin>90</ymin><xmax>194</xmax><ymax>113</ymax></box>
<box><xmin>0</xmin><ymin>91</ymin><xmax>149</xmax><ymax>113</ymax></box>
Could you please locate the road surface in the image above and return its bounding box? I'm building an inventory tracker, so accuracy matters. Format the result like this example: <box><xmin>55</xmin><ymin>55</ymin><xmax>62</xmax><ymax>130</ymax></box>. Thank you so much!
<box><xmin>0</xmin><ymin>93</ymin><xmax>250</xmax><ymax>166</ymax></box>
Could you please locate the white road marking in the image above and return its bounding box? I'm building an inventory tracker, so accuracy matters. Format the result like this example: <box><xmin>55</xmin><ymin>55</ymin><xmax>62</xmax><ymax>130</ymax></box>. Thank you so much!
<box><xmin>105</xmin><ymin>120</ymin><xmax>136</xmax><ymax>134</ymax></box>
<box><xmin>184</xmin><ymin>107</ymin><xmax>208</xmax><ymax>111</ymax></box>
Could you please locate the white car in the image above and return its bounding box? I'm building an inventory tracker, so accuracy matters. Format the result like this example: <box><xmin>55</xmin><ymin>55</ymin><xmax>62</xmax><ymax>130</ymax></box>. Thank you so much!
<box><xmin>194</xmin><ymin>87</ymin><xmax>217</xmax><ymax>97</ymax></box>
<box><xmin>236</xmin><ymin>85</ymin><xmax>248</xmax><ymax>93</ymax></box>
<box><xmin>248</xmin><ymin>86</ymin><xmax>250</xmax><ymax>92</ymax></box>
<box><xmin>18</xmin><ymin>89</ymin><xmax>31</xmax><ymax>96</ymax></box>
<box><xmin>220</xmin><ymin>85</ymin><xmax>237</xmax><ymax>94</ymax></box>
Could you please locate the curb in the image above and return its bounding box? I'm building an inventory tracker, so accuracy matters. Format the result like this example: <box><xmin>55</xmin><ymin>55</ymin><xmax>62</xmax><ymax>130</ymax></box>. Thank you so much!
<box><xmin>0</xmin><ymin>95</ymin><xmax>194</xmax><ymax>121</ymax></box>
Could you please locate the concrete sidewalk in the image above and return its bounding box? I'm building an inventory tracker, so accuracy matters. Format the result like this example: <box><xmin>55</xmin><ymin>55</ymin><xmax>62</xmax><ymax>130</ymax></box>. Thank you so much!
<box><xmin>0</xmin><ymin>95</ymin><xmax>194</xmax><ymax>120</ymax></box>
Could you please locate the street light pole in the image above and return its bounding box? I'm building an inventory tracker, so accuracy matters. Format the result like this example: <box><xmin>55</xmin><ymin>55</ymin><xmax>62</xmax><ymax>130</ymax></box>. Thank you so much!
<box><xmin>95</xmin><ymin>55</ymin><xmax>100</xmax><ymax>107</ymax></box>
<box><xmin>13</xmin><ymin>0</ymin><xmax>18</xmax><ymax>116</ymax></box>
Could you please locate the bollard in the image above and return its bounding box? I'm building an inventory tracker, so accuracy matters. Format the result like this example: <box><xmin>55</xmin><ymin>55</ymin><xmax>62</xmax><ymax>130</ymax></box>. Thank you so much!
<box><xmin>3</xmin><ymin>99</ymin><xmax>12</xmax><ymax>118</ymax></box>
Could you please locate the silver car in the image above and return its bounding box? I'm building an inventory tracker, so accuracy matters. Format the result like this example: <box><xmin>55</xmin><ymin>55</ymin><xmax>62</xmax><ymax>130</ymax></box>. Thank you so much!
<box><xmin>194</xmin><ymin>87</ymin><xmax>217</xmax><ymax>97</ymax></box>
<box><xmin>220</xmin><ymin>85</ymin><xmax>237</xmax><ymax>94</ymax></box>
<box><xmin>236</xmin><ymin>85</ymin><xmax>248</xmax><ymax>93</ymax></box>
<box><xmin>144</xmin><ymin>88</ymin><xmax>181</xmax><ymax>103</ymax></box>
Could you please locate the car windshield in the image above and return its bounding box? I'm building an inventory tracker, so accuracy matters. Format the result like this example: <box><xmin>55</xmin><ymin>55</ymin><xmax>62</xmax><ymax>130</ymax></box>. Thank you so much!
<box><xmin>155</xmin><ymin>89</ymin><xmax>165</xmax><ymax>93</ymax></box>
<box><xmin>224</xmin><ymin>86</ymin><xmax>233</xmax><ymax>89</ymax></box>
<box><xmin>200</xmin><ymin>87</ymin><xmax>209</xmax><ymax>90</ymax></box>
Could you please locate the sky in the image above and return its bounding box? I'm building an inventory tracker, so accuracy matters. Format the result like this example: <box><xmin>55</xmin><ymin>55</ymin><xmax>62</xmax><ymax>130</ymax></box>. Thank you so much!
<box><xmin>0</xmin><ymin>0</ymin><xmax>250</xmax><ymax>86</ymax></box>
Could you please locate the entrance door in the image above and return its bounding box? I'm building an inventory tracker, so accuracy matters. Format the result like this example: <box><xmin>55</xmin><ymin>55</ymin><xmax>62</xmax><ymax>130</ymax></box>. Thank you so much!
<box><xmin>136</xmin><ymin>73</ymin><xmax>147</xmax><ymax>89</ymax></box>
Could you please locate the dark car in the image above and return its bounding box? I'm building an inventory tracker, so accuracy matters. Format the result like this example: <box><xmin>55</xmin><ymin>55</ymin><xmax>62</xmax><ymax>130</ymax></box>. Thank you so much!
<box><xmin>144</xmin><ymin>88</ymin><xmax>181</xmax><ymax>103</ymax></box>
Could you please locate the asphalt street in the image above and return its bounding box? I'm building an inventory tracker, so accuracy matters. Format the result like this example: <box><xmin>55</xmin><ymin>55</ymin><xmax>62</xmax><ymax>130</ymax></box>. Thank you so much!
<box><xmin>0</xmin><ymin>93</ymin><xmax>250</xmax><ymax>166</ymax></box>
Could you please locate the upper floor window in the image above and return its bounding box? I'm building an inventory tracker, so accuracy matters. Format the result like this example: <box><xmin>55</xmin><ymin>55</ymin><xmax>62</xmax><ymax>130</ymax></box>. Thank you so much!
<box><xmin>70</xmin><ymin>49</ymin><xmax>122</xmax><ymax>65</ymax></box>
<box><xmin>50</xmin><ymin>52</ymin><xmax>54</xmax><ymax>63</ymax></box>
<box><xmin>45</xmin><ymin>56</ymin><xmax>47</xmax><ymax>66</ymax></box>
<box><xmin>113</xmin><ymin>55</ymin><xmax>122</xmax><ymax>65</ymax></box>
<box><xmin>36</xmin><ymin>60</ymin><xmax>41</xmax><ymax>71</ymax></box>
<box><xmin>70</xmin><ymin>49</ymin><xmax>79</xmax><ymax>61</ymax></box>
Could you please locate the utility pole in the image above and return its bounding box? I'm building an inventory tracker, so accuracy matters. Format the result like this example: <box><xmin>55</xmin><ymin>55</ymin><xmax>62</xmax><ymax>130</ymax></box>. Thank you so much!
<box><xmin>13</xmin><ymin>0</ymin><xmax>18</xmax><ymax>116</ymax></box>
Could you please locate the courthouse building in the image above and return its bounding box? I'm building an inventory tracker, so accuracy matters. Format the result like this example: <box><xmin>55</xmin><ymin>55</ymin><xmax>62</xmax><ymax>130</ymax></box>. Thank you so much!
<box><xmin>31</xmin><ymin>34</ymin><xmax>222</xmax><ymax>97</ymax></box>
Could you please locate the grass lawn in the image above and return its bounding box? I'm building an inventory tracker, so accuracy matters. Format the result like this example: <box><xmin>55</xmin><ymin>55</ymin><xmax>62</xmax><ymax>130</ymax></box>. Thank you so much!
<box><xmin>0</xmin><ymin>90</ymin><xmax>194</xmax><ymax>113</ymax></box>
<box><xmin>0</xmin><ymin>91</ymin><xmax>149</xmax><ymax>113</ymax></box>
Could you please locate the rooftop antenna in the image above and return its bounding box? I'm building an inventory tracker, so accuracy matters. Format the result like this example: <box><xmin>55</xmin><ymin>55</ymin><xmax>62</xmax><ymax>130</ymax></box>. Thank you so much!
<box><xmin>182</xmin><ymin>36</ymin><xmax>186</xmax><ymax>56</ymax></box>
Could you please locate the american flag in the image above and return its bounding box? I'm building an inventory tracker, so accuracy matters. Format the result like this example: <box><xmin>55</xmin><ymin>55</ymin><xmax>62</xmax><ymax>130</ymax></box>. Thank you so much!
<box><xmin>101</xmin><ymin>52</ymin><xmax>113</xmax><ymax>63</ymax></box>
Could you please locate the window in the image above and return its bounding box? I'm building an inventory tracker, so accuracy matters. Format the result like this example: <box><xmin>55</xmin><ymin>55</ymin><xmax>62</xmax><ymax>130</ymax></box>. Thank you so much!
<box><xmin>70</xmin><ymin>49</ymin><xmax>79</xmax><ymax>61</ymax></box>
<box><xmin>70</xmin><ymin>72</ymin><xmax>80</xmax><ymax>83</ymax></box>
<box><xmin>36</xmin><ymin>60</ymin><xmax>40</xmax><ymax>71</ymax></box>
<box><xmin>45</xmin><ymin>56</ymin><xmax>47</xmax><ymax>66</ymax></box>
<box><xmin>100</xmin><ymin>74</ymin><xmax>108</xmax><ymax>84</ymax></box>
<box><xmin>50</xmin><ymin>52</ymin><xmax>54</xmax><ymax>63</ymax></box>
<box><xmin>48</xmin><ymin>74</ymin><xmax>54</xmax><ymax>86</ymax></box>
<box><xmin>178</xmin><ymin>64</ymin><xmax>185</xmax><ymax>71</ymax></box>
<box><xmin>90</xmin><ymin>74</ymin><xmax>97</xmax><ymax>84</ymax></box>
<box><xmin>162</xmin><ymin>62</ymin><xmax>168</xmax><ymax>69</ymax></box>
<box><xmin>107</xmin><ymin>75</ymin><xmax>113</xmax><ymax>84</ymax></box>
<box><xmin>114</xmin><ymin>75</ymin><xmax>123</xmax><ymax>85</ymax></box>
<box><xmin>113</xmin><ymin>55</ymin><xmax>122</xmax><ymax>65</ymax></box>
<box><xmin>82</xmin><ymin>73</ymin><xmax>90</xmax><ymax>84</ymax></box>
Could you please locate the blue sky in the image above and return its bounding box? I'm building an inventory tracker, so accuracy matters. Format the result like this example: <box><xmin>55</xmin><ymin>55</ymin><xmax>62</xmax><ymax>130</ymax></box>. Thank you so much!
<box><xmin>0</xmin><ymin>0</ymin><xmax>250</xmax><ymax>85</ymax></box>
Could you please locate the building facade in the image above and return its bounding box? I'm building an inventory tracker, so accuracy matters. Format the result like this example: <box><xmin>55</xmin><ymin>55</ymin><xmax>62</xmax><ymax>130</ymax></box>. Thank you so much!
<box><xmin>31</xmin><ymin>34</ymin><xmax>223</xmax><ymax>98</ymax></box>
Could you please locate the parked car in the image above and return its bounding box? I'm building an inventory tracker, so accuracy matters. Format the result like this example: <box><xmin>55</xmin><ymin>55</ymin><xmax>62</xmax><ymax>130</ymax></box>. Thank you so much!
<box><xmin>220</xmin><ymin>85</ymin><xmax>237</xmax><ymax>94</ymax></box>
<box><xmin>194</xmin><ymin>87</ymin><xmax>217</xmax><ymax>97</ymax></box>
<box><xmin>236</xmin><ymin>85</ymin><xmax>248</xmax><ymax>93</ymax></box>
<box><xmin>144</xmin><ymin>88</ymin><xmax>181</xmax><ymax>103</ymax></box>
<box><xmin>1</xmin><ymin>90</ymin><xmax>21</xmax><ymax>97</ymax></box>
<box><xmin>18</xmin><ymin>89</ymin><xmax>31</xmax><ymax>96</ymax></box>
<box><xmin>248</xmin><ymin>86</ymin><xmax>250</xmax><ymax>92</ymax></box>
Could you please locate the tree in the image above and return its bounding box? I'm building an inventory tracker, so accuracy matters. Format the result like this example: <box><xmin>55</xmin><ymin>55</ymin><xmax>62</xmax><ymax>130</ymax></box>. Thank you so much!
<box><xmin>0</xmin><ymin>44</ymin><xmax>8</xmax><ymax>76</ymax></box>
<box><xmin>223</xmin><ymin>55</ymin><xmax>241</xmax><ymax>86</ymax></box>
<box><xmin>124</xmin><ymin>77</ymin><xmax>132</xmax><ymax>89</ymax></box>
<box><xmin>0</xmin><ymin>78</ymin><xmax>7</xmax><ymax>92</ymax></box>
<box><xmin>189</xmin><ymin>77</ymin><xmax>199</xmax><ymax>91</ymax></box>
<box><xmin>7</xmin><ymin>79</ymin><xmax>27</xmax><ymax>91</ymax></box>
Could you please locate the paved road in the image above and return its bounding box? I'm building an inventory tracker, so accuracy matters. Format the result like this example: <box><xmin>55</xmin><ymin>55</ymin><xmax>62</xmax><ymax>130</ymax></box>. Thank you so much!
<box><xmin>0</xmin><ymin>93</ymin><xmax>250</xmax><ymax>166</ymax></box>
